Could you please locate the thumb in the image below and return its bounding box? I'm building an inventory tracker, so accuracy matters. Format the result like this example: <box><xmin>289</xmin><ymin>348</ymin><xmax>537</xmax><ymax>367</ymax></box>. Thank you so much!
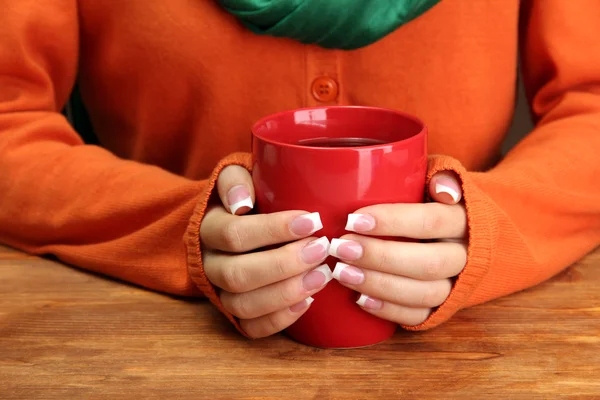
<box><xmin>216</xmin><ymin>165</ymin><xmax>255</xmax><ymax>215</ymax></box>
<box><xmin>429</xmin><ymin>171</ymin><xmax>462</xmax><ymax>205</ymax></box>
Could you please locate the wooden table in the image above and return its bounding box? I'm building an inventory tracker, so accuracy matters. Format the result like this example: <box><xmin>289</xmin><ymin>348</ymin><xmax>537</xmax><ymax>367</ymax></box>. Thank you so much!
<box><xmin>1</xmin><ymin>245</ymin><xmax>599</xmax><ymax>399</ymax></box>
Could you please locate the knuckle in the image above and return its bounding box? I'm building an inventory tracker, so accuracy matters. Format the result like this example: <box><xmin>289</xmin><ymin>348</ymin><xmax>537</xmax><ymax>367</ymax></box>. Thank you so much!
<box><xmin>372</xmin><ymin>241</ymin><xmax>388</xmax><ymax>272</ymax></box>
<box><xmin>377</xmin><ymin>273</ymin><xmax>396</xmax><ymax>295</ymax></box>
<box><xmin>276</xmin><ymin>242</ymin><xmax>310</xmax><ymax>278</ymax></box>
<box><xmin>403</xmin><ymin>308</ymin><xmax>432</xmax><ymax>326</ymax></box>
<box><xmin>262</xmin><ymin>312</ymin><xmax>286</xmax><ymax>337</ymax></box>
<box><xmin>272</xmin><ymin>248</ymin><xmax>289</xmax><ymax>277</ymax></box>
<box><xmin>221</xmin><ymin>220</ymin><xmax>245</xmax><ymax>252</ymax></box>
<box><xmin>419</xmin><ymin>283</ymin><xmax>447</xmax><ymax>308</ymax></box>
<box><xmin>219</xmin><ymin>165</ymin><xmax>249</xmax><ymax>185</ymax></box>
<box><xmin>264</xmin><ymin>213</ymin><xmax>291</xmax><ymax>242</ymax></box>
<box><xmin>243</xmin><ymin>325</ymin><xmax>262</xmax><ymax>339</ymax></box>
<box><xmin>265</xmin><ymin>217</ymin><xmax>282</xmax><ymax>241</ymax></box>
<box><xmin>420</xmin><ymin>209</ymin><xmax>443</xmax><ymax>237</ymax></box>
<box><xmin>419</xmin><ymin>308</ymin><xmax>433</xmax><ymax>323</ymax></box>
<box><xmin>251</xmin><ymin>213</ymin><xmax>288</xmax><ymax>244</ymax></box>
<box><xmin>418</xmin><ymin>288</ymin><xmax>433</xmax><ymax>308</ymax></box>
<box><xmin>224</xmin><ymin>294</ymin><xmax>253</xmax><ymax>319</ymax></box>
<box><xmin>220</xmin><ymin>265</ymin><xmax>248</xmax><ymax>293</ymax></box>
<box><xmin>242</xmin><ymin>313</ymin><xmax>286</xmax><ymax>339</ymax></box>
<box><xmin>422</xmin><ymin>253</ymin><xmax>445</xmax><ymax>280</ymax></box>
<box><xmin>240</xmin><ymin>320</ymin><xmax>262</xmax><ymax>339</ymax></box>
<box><xmin>277</xmin><ymin>282</ymin><xmax>298</xmax><ymax>306</ymax></box>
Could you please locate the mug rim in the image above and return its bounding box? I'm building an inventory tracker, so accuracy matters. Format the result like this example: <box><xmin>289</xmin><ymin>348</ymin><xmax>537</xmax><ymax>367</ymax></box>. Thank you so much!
<box><xmin>251</xmin><ymin>105</ymin><xmax>427</xmax><ymax>151</ymax></box>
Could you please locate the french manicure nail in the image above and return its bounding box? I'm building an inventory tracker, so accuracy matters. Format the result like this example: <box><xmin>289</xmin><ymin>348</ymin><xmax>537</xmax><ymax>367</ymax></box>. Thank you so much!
<box><xmin>289</xmin><ymin>296</ymin><xmax>315</xmax><ymax>313</ymax></box>
<box><xmin>300</xmin><ymin>236</ymin><xmax>330</xmax><ymax>264</ymax></box>
<box><xmin>356</xmin><ymin>294</ymin><xmax>383</xmax><ymax>310</ymax></box>
<box><xmin>290</xmin><ymin>212</ymin><xmax>323</xmax><ymax>236</ymax></box>
<box><xmin>332</xmin><ymin>262</ymin><xmax>365</xmax><ymax>285</ymax></box>
<box><xmin>302</xmin><ymin>264</ymin><xmax>333</xmax><ymax>291</ymax></box>
<box><xmin>329</xmin><ymin>239</ymin><xmax>363</xmax><ymax>261</ymax></box>
<box><xmin>227</xmin><ymin>185</ymin><xmax>253</xmax><ymax>215</ymax></box>
<box><xmin>435</xmin><ymin>182</ymin><xmax>460</xmax><ymax>203</ymax></box>
<box><xmin>345</xmin><ymin>214</ymin><xmax>375</xmax><ymax>232</ymax></box>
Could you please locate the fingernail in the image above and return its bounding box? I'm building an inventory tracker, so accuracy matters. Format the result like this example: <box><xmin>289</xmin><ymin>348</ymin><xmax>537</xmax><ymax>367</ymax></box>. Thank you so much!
<box><xmin>289</xmin><ymin>296</ymin><xmax>314</xmax><ymax>313</ymax></box>
<box><xmin>332</xmin><ymin>262</ymin><xmax>365</xmax><ymax>285</ymax></box>
<box><xmin>329</xmin><ymin>239</ymin><xmax>363</xmax><ymax>261</ymax></box>
<box><xmin>227</xmin><ymin>185</ymin><xmax>253</xmax><ymax>215</ymax></box>
<box><xmin>300</xmin><ymin>236</ymin><xmax>330</xmax><ymax>264</ymax></box>
<box><xmin>435</xmin><ymin>182</ymin><xmax>460</xmax><ymax>203</ymax></box>
<box><xmin>345</xmin><ymin>214</ymin><xmax>375</xmax><ymax>232</ymax></box>
<box><xmin>356</xmin><ymin>294</ymin><xmax>383</xmax><ymax>310</ymax></box>
<box><xmin>302</xmin><ymin>264</ymin><xmax>333</xmax><ymax>291</ymax></box>
<box><xmin>290</xmin><ymin>212</ymin><xmax>323</xmax><ymax>236</ymax></box>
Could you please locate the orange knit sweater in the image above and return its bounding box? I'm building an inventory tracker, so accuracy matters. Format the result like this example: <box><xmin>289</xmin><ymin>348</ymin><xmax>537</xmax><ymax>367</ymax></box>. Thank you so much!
<box><xmin>1</xmin><ymin>0</ymin><xmax>599</xmax><ymax>334</ymax></box>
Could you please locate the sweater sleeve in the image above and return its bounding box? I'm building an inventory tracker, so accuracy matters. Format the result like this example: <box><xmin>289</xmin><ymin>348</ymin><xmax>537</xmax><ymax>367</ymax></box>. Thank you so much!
<box><xmin>406</xmin><ymin>0</ymin><xmax>600</xmax><ymax>331</ymax></box>
<box><xmin>0</xmin><ymin>0</ymin><xmax>251</xmax><ymax>297</ymax></box>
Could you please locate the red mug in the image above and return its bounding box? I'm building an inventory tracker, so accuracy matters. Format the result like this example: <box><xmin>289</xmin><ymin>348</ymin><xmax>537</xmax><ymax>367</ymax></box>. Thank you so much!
<box><xmin>251</xmin><ymin>106</ymin><xmax>428</xmax><ymax>348</ymax></box>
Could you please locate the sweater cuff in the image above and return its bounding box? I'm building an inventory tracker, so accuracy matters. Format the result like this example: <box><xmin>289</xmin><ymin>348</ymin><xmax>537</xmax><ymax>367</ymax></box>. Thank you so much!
<box><xmin>402</xmin><ymin>155</ymin><xmax>499</xmax><ymax>331</ymax></box>
<box><xmin>185</xmin><ymin>152</ymin><xmax>253</xmax><ymax>337</ymax></box>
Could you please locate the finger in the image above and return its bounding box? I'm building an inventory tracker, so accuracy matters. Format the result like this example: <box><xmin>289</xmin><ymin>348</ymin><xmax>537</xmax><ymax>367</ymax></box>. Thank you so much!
<box><xmin>240</xmin><ymin>296</ymin><xmax>314</xmax><ymax>339</ymax></box>
<box><xmin>220</xmin><ymin>265</ymin><xmax>333</xmax><ymax>319</ymax></box>
<box><xmin>429</xmin><ymin>171</ymin><xmax>462</xmax><ymax>205</ymax></box>
<box><xmin>204</xmin><ymin>236</ymin><xmax>330</xmax><ymax>293</ymax></box>
<box><xmin>329</xmin><ymin>236</ymin><xmax>467</xmax><ymax>281</ymax></box>
<box><xmin>201</xmin><ymin>206</ymin><xmax>323</xmax><ymax>252</ymax></box>
<box><xmin>332</xmin><ymin>267</ymin><xmax>452</xmax><ymax>309</ymax></box>
<box><xmin>355</xmin><ymin>296</ymin><xmax>432</xmax><ymax>327</ymax></box>
<box><xmin>344</xmin><ymin>202</ymin><xmax>467</xmax><ymax>240</ymax></box>
<box><xmin>217</xmin><ymin>165</ymin><xmax>255</xmax><ymax>215</ymax></box>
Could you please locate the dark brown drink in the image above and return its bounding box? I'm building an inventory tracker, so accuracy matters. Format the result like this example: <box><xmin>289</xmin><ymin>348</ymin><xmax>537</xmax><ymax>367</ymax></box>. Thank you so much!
<box><xmin>298</xmin><ymin>137</ymin><xmax>388</xmax><ymax>148</ymax></box>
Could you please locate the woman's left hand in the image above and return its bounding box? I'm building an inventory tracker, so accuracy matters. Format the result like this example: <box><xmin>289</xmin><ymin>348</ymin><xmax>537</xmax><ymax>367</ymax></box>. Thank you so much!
<box><xmin>329</xmin><ymin>172</ymin><xmax>468</xmax><ymax>326</ymax></box>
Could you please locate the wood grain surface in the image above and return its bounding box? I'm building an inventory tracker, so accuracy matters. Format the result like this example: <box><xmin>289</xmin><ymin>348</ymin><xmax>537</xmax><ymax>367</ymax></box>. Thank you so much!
<box><xmin>1</xmin><ymin>245</ymin><xmax>599</xmax><ymax>399</ymax></box>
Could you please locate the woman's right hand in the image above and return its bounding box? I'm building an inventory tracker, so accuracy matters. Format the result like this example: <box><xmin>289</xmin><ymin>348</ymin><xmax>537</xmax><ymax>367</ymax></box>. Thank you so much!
<box><xmin>201</xmin><ymin>166</ymin><xmax>333</xmax><ymax>338</ymax></box>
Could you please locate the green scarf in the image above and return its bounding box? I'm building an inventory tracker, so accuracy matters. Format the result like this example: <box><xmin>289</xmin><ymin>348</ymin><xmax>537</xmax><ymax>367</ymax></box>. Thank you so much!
<box><xmin>219</xmin><ymin>0</ymin><xmax>440</xmax><ymax>50</ymax></box>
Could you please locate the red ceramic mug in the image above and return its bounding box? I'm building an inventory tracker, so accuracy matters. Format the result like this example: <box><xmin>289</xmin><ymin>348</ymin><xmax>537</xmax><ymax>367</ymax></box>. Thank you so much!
<box><xmin>251</xmin><ymin>106</ymin><xmax>428</xmax><ymax>348</ymax></box>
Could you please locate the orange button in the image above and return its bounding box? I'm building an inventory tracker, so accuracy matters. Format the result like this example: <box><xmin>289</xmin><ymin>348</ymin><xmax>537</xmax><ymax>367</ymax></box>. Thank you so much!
<box><xmin>311</xmin><ymin>76</ymin><xmax>339</xmax><ymax>102</ymax></box>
